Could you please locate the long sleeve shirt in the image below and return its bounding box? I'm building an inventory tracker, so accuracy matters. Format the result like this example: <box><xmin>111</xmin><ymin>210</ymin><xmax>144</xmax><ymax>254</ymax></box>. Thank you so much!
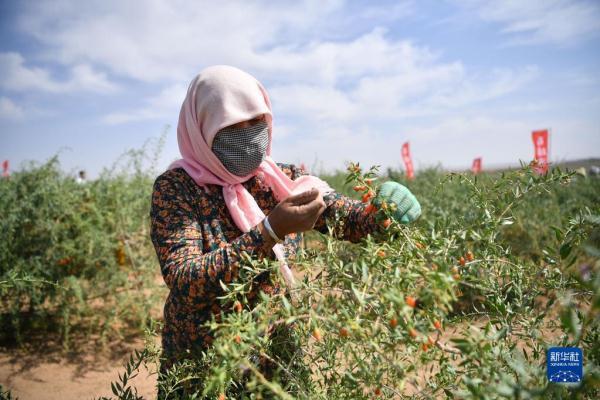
<box><xmin>150</xmin><ymin>163</ymin><xmax>381</xmax><ymax>368</ymax></box>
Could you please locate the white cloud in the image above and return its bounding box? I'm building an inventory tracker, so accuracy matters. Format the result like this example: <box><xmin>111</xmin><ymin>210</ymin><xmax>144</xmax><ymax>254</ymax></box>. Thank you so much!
<box><xmin>269</xmin><ymin>60</ymin><xmax>537</xmax><ymax>124</ymax></box>
<box><xmin>457</xmin><ymin>0</ymin><xmax>600</xmax><ymax>45</ymax></box>
<box><xmin>69</xmin><ymin>64</ymin><xmax>118</xmax><ymax>93</ymax></box>
<box><xmin>94</xmin><ymin>21</ymin><xmax>537</xmax><ymax>125</ymax></box>
<box><xmin>0</xmin><ymin>97</ymin><xmax>24</xmax><ymax>119</ymax></box>
<box><xmin>103</xmin><ymin>83</ymin><xmax>187</xmax><ymax>124</ymax></box>
<box><xmin>274</xmin><ymin>114</ymin><xmax>600</xmax><ymax>173</ymax></box>
<box><xmin>17</xmin><ymin>0</ymin><xmax>345</xmax><ymax>83</ymax></box>
<box><xmin>0</xmin><ymin>52</ymin><xmax>117</xmax><ymax>93</ymax></box>
<box><xmin>12</xmin><ymin>1</ymin><xmax>540</xmax><ymax>127</ymax></box>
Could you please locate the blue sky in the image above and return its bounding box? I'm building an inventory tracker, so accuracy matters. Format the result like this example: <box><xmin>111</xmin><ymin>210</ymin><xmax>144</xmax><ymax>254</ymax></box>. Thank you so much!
<box><xmin>1</xmin><ymin>0</ymin><xmax>599</xmax><ymax>178</ymax></box>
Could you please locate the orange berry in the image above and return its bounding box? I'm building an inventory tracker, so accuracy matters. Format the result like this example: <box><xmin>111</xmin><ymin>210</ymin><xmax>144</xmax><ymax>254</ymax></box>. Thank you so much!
<box><xmin>353</xmin><ymin>185</ymin><xmax>366</xmax><ymax>192</ymax></box>
<box><xmin>233</xmin><ymin>301</ymin><xmax>242</xmax><ymax>313</ymax></box>
<box><xmin>431</xmin><ymin>263</ymin><xmax>438</xmax><ymax>271</ymax></box>
<box><xmin>415</xmin><ymin>242</ymin><xmax>425</xmax><ymax>249</ymax></box>
<box><xmin>218</xmin><ymin>393</ymin><xmax>226</xmax><ymax>400</ymax></box>
<box><xmin>459</xmin><ymin>256</ymin><xmax>466</xmax><ymax>266</ymax></box>
<box><xmin>466</xmin><ymin>251</ymin><xmax>474</xmax><ymax>262</ymax></box>
<box><xmin>382</xmin><ymin>218</ymin><xmax>392</xmax><ymax>229</ymax></box>
<box><xmin>453</xmin><ymin>273</ymin><xmax>461</xmax><ymax>281</ymax></box>
<box><xmin>389</xmin><ymin>317</ymin><xmax>398</xmax><ymax>329</ymax></box>
<box><xmin>362</xmin><ymin>191</ymin><xmax>373</xmax><ymax>203</ymax></box>
<box><xmin>433</xmin><ymin>320</ymin><xmax>442</xmax><ymax>330</ymax></box>
<box><xmin>234</xmin><ymin>335</ymin><xmax>241</xmax><ymax>344</ymax></box>
<box><xmin>57</xmin><ymin>257</ymin><xmax>72</xmax><ymax>266</ymax></box>
<box><xmin>365</xmin><ymin>178</ymin><xmax>373</xmax><ymax>185</ymax></box>
<box><xmin>339</xmin><ymin>327</ymin><xmax>349</xmax><ymax>338</ymax></box>
<box><xmin>374</xmin><ymin>387</ymin><xmax>382</xmax><ymax>396</ymax></box>
<box><xmin>364</xmin><ymin>203</ymin><xmax>377</xmax><ymax>215</ymax></box>
<box><xmin>377</xmin><ymin>250</ymin><xmax>386</xmax><ymax>258</ymax></box>
<box><xmin>408</xmin><ymin>328</ymin><xmax>418</xmax><ymax>338</ymax></box>
<box><xmin>312</xmin><ymin>328</ymin><xmax>323</xmax><ymax>342</ymax></box>
<box><xmin>421</xmin><ymin>343</ymin><xmax>429</xmax><ymax>352</ymax></box>
<box><xmin>405</xmin><ymin>296</ymin><xmax>417</xmax><ymax>308</ymax></box>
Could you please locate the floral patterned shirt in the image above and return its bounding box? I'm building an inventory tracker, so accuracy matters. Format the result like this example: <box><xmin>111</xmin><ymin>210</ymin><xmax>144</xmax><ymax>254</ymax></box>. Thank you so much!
<box><xmin>150</xmin><ymin>163</ymin><xmax>381</xmax><ymax>368</ymax></box>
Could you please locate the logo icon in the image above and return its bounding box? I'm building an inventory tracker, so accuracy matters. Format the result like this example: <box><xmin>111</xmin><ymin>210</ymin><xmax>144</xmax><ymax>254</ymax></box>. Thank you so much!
<box><xmin>547</xmin><ymin>347</ymin><xmax>583</xmax><ymax>383</ymax></box>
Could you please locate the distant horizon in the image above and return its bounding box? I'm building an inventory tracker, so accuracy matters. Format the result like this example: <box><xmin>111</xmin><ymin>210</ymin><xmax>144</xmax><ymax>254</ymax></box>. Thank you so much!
<box><xmin>3</xmin><ymin>144</ymin><xmax>597</xmax><ymax>179</ymax></box>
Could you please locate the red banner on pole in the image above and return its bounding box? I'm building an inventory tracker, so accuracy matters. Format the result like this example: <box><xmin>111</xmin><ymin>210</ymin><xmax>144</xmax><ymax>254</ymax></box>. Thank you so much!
<box><xmin>2</xmin><ymin>160</ymin><xmax>8</xmax><ymax>178</ymax></box>
<box><xmin>532</xmin><ymin>129</ymin><xmax>549</xmax><ymax>174</ymax></box>
<box><xmin>401</xmin><ymin>142</ymin><xmax>414</xmax><ymax>180</ymax></box>
<box><xmin>471</xmin><ymin>157</ymin><xmax>482</xmax><ymax>174</ymax></box>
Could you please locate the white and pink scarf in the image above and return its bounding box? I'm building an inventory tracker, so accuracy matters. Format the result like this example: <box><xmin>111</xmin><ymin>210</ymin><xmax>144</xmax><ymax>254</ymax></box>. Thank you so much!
<box><xmin>169</xmin><ymin>65</ymin><xmax>332</xmax><ymax>286</ymax></box>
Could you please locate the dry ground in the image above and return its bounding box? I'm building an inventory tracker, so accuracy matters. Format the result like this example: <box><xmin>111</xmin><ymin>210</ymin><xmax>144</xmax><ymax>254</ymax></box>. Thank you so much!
<box><xmin>0</xmin><ymin>334</ymin><xmax>158</xmax><ymax>400</ymax></box>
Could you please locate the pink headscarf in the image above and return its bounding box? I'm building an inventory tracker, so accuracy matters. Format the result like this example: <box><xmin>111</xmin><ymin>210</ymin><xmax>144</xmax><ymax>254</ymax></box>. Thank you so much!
<box><xmin>169</xmin><ymin>65</ymin><xmax>332</xmax><ymax>285</ymax></box>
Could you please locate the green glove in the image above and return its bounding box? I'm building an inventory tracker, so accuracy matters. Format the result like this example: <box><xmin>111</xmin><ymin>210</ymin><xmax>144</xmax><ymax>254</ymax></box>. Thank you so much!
<box><xmin>373</xmin><ymin>181</ymin><xmax>421</xmax><ymax>224</ymax></box>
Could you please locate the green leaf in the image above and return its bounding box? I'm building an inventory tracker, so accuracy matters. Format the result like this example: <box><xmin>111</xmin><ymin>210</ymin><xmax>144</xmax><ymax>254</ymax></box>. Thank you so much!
<box><xmin>351</xmin><ymin>284</ymin><xmax>364</xmax><ymax>306</ymax></box>
<box><xmin>559</xmin><ymin>243</ymin><xmax>572</xmax><ymax>260</ymax></box>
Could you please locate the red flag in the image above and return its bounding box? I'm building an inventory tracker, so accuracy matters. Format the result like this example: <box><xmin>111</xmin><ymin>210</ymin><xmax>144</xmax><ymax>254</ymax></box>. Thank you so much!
<box><xmin>401</xmin><ymin>142</ymin><xmax>414</xmax><ymax>180</ymax></box>
<box><xmin>2</xmin><ymin>160</ymin><xmax>8</xmax><ymax>178</ymax></box>
<box><xmin>531</xmin><ymin>129</ymin><xmax>549</xmax><ymax>174</ymax></box>
<box><xmin>471</xmin><ymin>157</ymin><xmax>482</xmax><ymax>174</ymax></box>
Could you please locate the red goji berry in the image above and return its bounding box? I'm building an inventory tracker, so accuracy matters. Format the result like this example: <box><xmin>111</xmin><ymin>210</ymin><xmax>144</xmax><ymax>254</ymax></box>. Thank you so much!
<box><xmin>312</xmin><ymin>328</ymin><xmax>323</xmax><ymax>341</ymax></box>
<box><xmin>466</xmin><ymin>251</ymin><xmax>474</xmax><ymax>262</ymax></box>
<box><xmin>405</xmin><ymin>296</ymin><xmax>417</xmax><ymax>308</ymax></box>
<box><xmin>364</xmin><ymin>203</ymin><xmax>377</xmax><ymax>215</ymax></box>
<box><xmin>233</xmin><ymin>301</ymin><xmax>242</xmax><ymax>313</ymax></box>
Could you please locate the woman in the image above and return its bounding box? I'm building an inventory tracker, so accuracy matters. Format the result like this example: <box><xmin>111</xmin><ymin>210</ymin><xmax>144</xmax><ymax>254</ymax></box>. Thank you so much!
<box><xmin>150</xmin><ymin>65</ymin><xmax>421</xmax><ymax>396</ymax></box>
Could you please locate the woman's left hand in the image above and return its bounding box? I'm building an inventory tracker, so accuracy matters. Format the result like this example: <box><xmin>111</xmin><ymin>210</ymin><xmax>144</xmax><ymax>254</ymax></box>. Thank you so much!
<box><xmin>373</xmin><ymin>181</ymin><xmax>421</xmax><ymax>224</ymax></box>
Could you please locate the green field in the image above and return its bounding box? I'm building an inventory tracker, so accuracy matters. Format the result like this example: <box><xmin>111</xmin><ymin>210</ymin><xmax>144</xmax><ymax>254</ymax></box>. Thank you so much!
<box><xmin>1</xmin><ymin>153</ymin><xmax>599</xmax><ymax>399</ymax></box>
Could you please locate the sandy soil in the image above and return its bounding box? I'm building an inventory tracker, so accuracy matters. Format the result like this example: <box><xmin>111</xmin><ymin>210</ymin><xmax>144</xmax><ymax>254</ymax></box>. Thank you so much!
<box><xmin>0</xmin><ymin>335</ymin><xmax>158</xmax><ymax>400</ymax></box>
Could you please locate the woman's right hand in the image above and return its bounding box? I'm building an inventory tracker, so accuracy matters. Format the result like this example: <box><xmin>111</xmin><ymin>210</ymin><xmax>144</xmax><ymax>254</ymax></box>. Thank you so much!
<box><xmin>268</xmin><ymin>188</ymin><xmax>326</xmax><ymax>238</ymax></box>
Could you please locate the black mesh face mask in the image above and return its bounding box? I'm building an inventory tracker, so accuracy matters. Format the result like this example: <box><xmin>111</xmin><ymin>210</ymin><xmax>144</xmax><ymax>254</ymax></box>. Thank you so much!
<box><xmin>211</xmin><ymin>120</ymin><xmax>269</xmax><ymax>177</ymax></box>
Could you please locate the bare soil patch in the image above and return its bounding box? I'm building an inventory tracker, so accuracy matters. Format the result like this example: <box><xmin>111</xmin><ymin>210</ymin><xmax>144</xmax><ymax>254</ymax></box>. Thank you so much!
<box><xmin>0</xmin><ymin>332</ymin><xmax>158</xmax><ymax>400</ymax></box>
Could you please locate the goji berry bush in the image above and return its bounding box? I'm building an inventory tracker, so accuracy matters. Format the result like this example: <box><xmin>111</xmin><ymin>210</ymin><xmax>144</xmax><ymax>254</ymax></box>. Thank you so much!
<box><xmin>106</xmin><ymin>162</ymin><xmax>599</xmax><ymax>399</ymax></box>
<box><xmin>0</xmin><ymin>142</ymin><xmax>167</xmax><ymax>350</ymax></box>
<box><xmin>1</xmin><ymin>149</ymin><xmax>598</xmax><ymax>399</ymax></box>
